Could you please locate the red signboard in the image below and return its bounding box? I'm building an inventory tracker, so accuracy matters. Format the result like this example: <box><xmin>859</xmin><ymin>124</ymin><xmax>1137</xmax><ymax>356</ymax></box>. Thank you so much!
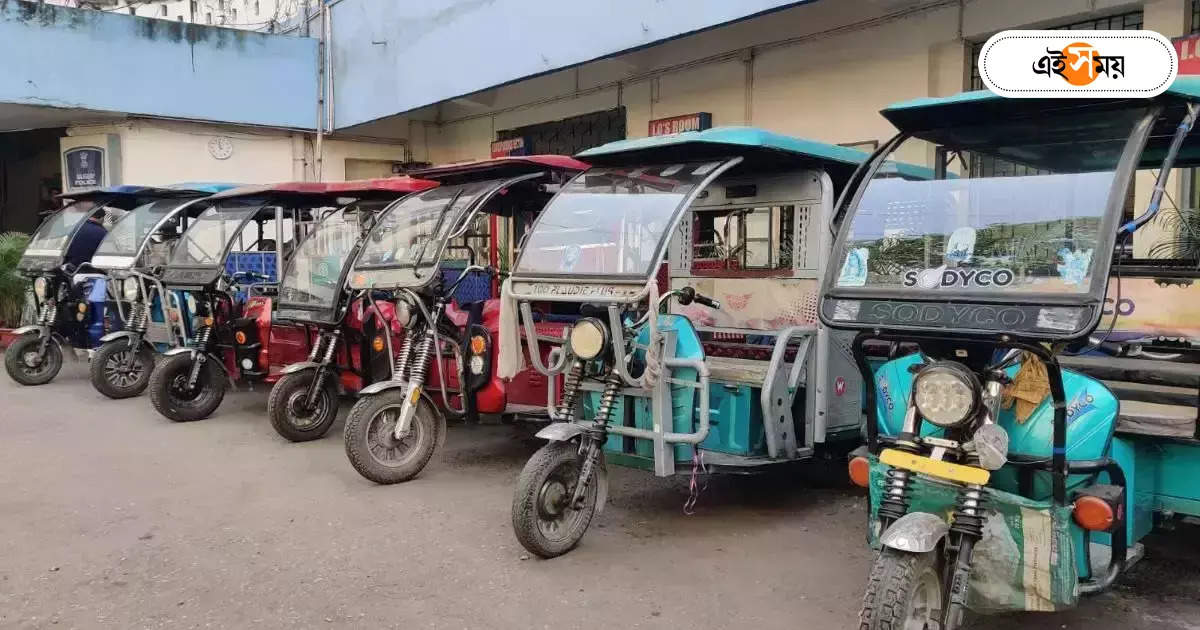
<box><xmin>648</xmin><ymin>112</ymin><xmax>713</xmax><ymax>137</ymax></box>
<box><xmin>490</xmin><ymin>137</ymin><xmax>529</xmax><ymax>158</ymax></box>
<box><xmin>1174</xmin><ymin>34</ymin><xmax>1200</xmax><ymax>75</ymax></box>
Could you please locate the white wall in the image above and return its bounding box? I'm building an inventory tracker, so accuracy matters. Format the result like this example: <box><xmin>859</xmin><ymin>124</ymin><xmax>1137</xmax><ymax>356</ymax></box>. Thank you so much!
<box><xmin>64</xmin><ymin>120</ymin><xmax>413</xmax><ymax>187</ymax></box>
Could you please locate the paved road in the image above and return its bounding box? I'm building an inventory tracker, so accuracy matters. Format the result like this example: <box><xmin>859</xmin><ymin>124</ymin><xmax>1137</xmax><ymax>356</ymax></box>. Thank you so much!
<box><xmin>1</xmin><ymin>361</ymin><xmax>1198</xmax><ymax>629</ymax></box>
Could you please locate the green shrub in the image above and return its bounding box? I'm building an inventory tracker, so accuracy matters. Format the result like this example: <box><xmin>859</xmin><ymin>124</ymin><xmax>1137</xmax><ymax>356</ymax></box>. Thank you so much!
<box><xmin>0</xmin><ymin>232</ymin><xmax>31</xmax><ymax>328</ymax></box>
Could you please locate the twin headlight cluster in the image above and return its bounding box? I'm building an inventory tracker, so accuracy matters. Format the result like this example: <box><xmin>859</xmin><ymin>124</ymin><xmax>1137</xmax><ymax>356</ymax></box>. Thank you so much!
<box><xmin>912</xmin><ymin>362</ymin><xmax>980</xmax><ymax>428</ymax></box>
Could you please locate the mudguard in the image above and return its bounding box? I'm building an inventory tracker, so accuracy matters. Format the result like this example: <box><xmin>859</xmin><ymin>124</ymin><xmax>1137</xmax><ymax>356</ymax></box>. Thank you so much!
<box><xmin>164</xmin><ymin>347</ymin><xmax>197</xmax><ymax>357</ymax></box>
<box><xmin>100</xmin><ymin>331</ymin><xmax>144</xmax><ymax>348</ymax></box>
<box><xmin>880</xmin><ymin>512</ymin><xmax>950</xmax><ymax>553</ymax></box>
<box><xmin>12</xmin><ymin>325</ymin><xmax>47</xmax><ymax>337</ymax></box>
<box><xmin>280</xmin><ymin>361</ymin><xmax>321</xmax><ymax>376</ymax></box>
<box><xmin>535</xmin><ymin>422</ymin><xmax>587</xmax><ymax>442</ymax></box>
<box><xmin>359</xmin><ymin>380</ymin><xmax>406</xmax><ymax>396</ymax></box>
<box><xmin>162</xmin><ymin>348</ymin><xmax>230</xmax><ymax>375</ymax></box>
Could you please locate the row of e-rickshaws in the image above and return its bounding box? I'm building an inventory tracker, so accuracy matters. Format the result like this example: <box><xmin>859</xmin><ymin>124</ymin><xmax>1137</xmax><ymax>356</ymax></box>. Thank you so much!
<box><xmin>10</xmin><ymin>80</ymin><xmax>1200</xmax><ymax>628</ymax></box>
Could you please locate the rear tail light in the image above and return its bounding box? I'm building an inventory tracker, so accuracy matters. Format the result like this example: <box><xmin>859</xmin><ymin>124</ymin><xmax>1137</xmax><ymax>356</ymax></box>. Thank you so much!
<box><xmin>848</xmin><ymin>456</ymin><xmax>870</xmax><ymax>488</ymax></box>
<box><xmin>1074</xmin><ymin>495</ymin><xmax>1116</xmax><ymax>531</ymax></box>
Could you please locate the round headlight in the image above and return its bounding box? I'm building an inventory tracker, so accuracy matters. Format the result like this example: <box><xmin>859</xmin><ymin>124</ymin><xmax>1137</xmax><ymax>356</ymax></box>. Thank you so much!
<box><xmin>913</xmin><ymin>363</ymin><xmax>979</xmax><ymax>428</ymax></box>
<box><xmin>33</xmin><ymin>277</ymin><xmax>47</xmax><ymax>299</ymax></box>
<box><xmin>394</xmin><ymin>298</ymin><xmax>413</xmax><ymax>328</ymax></box>
<box><xmin>123</xmin><ymin>277</ymin><xmax>140</xmax><ymax>301</ymax></box>
<box><xmin>569</xmin><ymin>318</ymin><xmax>608</xmax><ymax>360</ymax></box>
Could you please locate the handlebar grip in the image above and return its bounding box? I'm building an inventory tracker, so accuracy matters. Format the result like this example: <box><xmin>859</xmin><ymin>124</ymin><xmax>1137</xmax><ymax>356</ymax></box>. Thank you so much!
<box><xmin>1094</xmin><ymin>340</ymin><xmax>1126</xmax><ymax>357</ymax></box>
<box><xmin>694</xmin><ymin>294</ymin><xmax>721</xmax><ymax>309</ymax></box>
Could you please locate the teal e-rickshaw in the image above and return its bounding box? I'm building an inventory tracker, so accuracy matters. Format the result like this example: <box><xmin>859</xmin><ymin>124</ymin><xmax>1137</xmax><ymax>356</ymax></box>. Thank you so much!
<box><xmin>501</xmin><ymin>128</ymin><xmax>905</xmax><ymax>558</ymax></box>
<box><xmin>88</xmin><ymin>183</ymin><xmax>237</xmax><ymax>398</ymax></box>
<box><xmin>823</xmin><ymin>80</ymin><xmax>1200</xmax><ymax>628</ymax></box>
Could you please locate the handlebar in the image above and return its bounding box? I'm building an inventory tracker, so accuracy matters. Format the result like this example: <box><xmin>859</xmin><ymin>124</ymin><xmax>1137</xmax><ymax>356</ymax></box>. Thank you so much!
<box><xmin>629</xmin><ymin>286</ymin><xmax>722</xmax><ymax>330</ymax></box>
<box><xmin>1086</xmin><ymin>336</ymin><xmax>1192</xmax><ymax>361</ymax></box>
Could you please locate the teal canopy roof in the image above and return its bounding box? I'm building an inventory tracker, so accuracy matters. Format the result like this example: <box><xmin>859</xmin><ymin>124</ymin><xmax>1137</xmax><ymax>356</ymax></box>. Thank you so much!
<box><xmin>578</xmin><ymin>126</ymin><xmax>870</xmax><ymax>166</ymax></box>
<box><xmin>883</xmin><ymin>76</ymin><xmax>1200</xmax><ymax>116</ymax></box>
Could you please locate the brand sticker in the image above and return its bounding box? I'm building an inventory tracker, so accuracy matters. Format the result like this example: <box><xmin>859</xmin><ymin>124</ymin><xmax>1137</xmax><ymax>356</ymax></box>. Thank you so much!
<box><xmin>902</xmin><ymin>267</ymin><xmax>1015</xmax><ymax>289</ymax></box>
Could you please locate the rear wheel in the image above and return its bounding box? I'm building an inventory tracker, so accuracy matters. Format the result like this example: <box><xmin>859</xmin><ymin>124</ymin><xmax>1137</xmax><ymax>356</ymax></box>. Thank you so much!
<box><xmin>4</xmin><ymin>335</ymin><xmax>63</xmax><ymax>386</ymax></box>
<box><xmin>511</xmin><ymin>441</ymin><xmax>601</xmax><ymax>559</ymax></box>
<box><xmin>343</xmin><ymin>390</ymin><xmax>444</xmax><ymax>484</ymax></box>
<box><xmin>149</xmin><ymin>352</ymin><xmax>227</xmax><ymax>422</ymax></box>
<box><xmin>268</xmin><ymin>370</ymin><xmax>338</xmax><ymax>442</ymax></box>
<box><xmin>90</xmin><ymin>340</ymin><xmax>155</xmax><ymax>399</ymax></box>
<box><xmin>859</xmin><ymin>548</ymin><xmax>944</xmax><ymax>630</ymax></box>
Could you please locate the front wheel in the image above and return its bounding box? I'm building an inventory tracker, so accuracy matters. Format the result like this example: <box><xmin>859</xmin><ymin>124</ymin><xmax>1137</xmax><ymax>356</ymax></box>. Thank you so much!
<box><xmin>343</xmin><ymin>390</ymin><xmax>444</xmax><ymax>484</ymax></box>
<box><xmin>149</xmin><ymin>352</ymin><xmax>227</xmax><ymax>422</ymax></box>
<box><xmin>511</xmin><ymin>441</ymin><xmax>602</xmax><ymax>559</ymax></box>
<box><xmin>4</xmin><ymin>334</ymin><xmax>63</xmax><ymax>386</ymax></box>
<box><xmin>268</xmin><ymin>370</ymin><xmax>339</xmax><ymax>442</ymax></box>
<box><xmin>859</xmin><ymin>548</ymin><xmax>945</xmax><ymax>630</ymax></box>
<box><xmin>90</xmin><ymin>339</ymin><xmax>155</xmax><ymax>399</ymax></box>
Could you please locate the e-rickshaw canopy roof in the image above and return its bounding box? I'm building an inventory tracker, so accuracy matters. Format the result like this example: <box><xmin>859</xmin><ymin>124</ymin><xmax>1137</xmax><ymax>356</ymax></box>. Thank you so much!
<box><xmin>409</xmin><ymin>155</ymin><xmax>589</xmax><ymax>184</ymax></box>
<box><xmin>56</xmin><ymin>184</ymin><xmax>218</xmax><ymax>202</ymax></box>
<box><xmin>819</xmin><ymin>78</ymin><xmax>1200</xmax><ymax>342</ymax></box>
<box><xmin>324</xmin><ymin>176</ymin><xmax>439</xmax><ymax>199</ymax></box>
<box><xmin>575</xmin><ymin>126</ymin><xmax>893</xmax><ymax>183</ymax></box>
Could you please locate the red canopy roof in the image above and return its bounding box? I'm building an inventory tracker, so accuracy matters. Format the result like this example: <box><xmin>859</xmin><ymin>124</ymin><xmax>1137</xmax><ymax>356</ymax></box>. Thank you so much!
<box><xmin>206</xmin><ymin>181</ymin><xmax>332</xmax><ymax>201</ymax></box>
<box><xmin>325</xmin><ymin>176</ymin><xmax>438</xmax><ymax>197</ymax></box>
<box><xmin>411</xmin><ymin>155</ymin><xmax>588</xmax><ymax>180</ymax></box>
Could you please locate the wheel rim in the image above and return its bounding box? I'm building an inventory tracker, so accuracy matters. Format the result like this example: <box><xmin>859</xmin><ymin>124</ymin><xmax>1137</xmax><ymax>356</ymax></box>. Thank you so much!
<box><xmin>21</xmin><ymin>350</ymin><xmax>43</xmax><ymax>369</ymax></box>
<box><xmin>104</xmin><ymin>349</ymin><xmax>145</xmax><ymax>389</ymax></box>
<box><xmin>169</xmin><ymin>364</ymin><xmax>204</xmax><ymax>402</ymax></box>
<box><xmin>365</xmin><ymin>404</ymin><xmax>425</xmax><ymax>468</ymax></box>
<box><xmin>534</xmin><ymin>459</ymin><xmax>591</xmax><ymax>543</ymax></box>
<box><xmin>285</xmin><ymin>386</ymin><xmax>330</xmax><ymax>430</ymax></box>
<box><xmin>904</xmin><ymin>565</ymin><xmax>942</xmax><ymax>630</ymax></box>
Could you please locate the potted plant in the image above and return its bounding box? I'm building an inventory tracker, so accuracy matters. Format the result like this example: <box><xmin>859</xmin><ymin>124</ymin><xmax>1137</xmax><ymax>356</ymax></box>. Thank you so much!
<box><xmin>0</xmin><ymin>232</ymin><xmax>31</xmax><ymax>348</ymax></box>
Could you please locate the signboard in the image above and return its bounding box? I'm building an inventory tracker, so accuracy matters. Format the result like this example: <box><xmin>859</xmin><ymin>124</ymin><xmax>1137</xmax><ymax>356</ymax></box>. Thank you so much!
<box><xmin>64</xmin><ymin>147</ymin><xmax>104</xmax><ymax>191</ymax></box>
<box><xmin>1174</xmin><ymin>33</ymin><xmax>1200</xmax><ymax>75</ymax></box>
<box><xmin>648</xmin><ymin>112</ymin><xmax>712</xmax><ymax>137</ymax></box>
<box><xmin>490</xmin><ymin>137</ymin><xmax>530</xmax><ymax>158</ymax></box>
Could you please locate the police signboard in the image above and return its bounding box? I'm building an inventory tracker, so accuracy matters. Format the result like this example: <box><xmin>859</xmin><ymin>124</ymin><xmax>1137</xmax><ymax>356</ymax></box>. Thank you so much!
<box><xmin>64</xmin><ymin>147</ymin><xmax>104</xmax><ymax>191</ymax></box>
<box><xmin>648</xmin><ymin>112</ymin><xmax>712</xmax><ymax>136</ymax></box>
<box><xmin>490</xmin><ymin>137</ymin><xmax>530</xmax><ymax>158</ymax></box>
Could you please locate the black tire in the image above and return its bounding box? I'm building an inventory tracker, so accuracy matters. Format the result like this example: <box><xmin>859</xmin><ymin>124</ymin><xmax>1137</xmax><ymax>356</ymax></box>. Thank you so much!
<box><xmin>343</xmin><ymin>390</ymin><xmax>444</xmax><ymax>484</ymax></box>
<box><xmin>511</xmin><ymin>441</ymin><xmax>602</xmax><ymax>559</ymax></box>
<box><xmin>148</xmin><ymin>352</ymin><xmax>227</xmax><ymax>422</ymax></box>
<box><xmin>89</xmin><ymin>339</ymin><xmax>155</xmax><ymax>399</ymax></box>
<box><xmin>859</xmin><ymin>548</ymin><xmax>944</xmax><ymax>630</ymax></box>
<box><xmin>4</xmin><ymin>335</ymin><xmax>63</xmax><ymax>386</ymax></box>
<box><xmin>268</xmin><ymin>370</ymin><xmax>338</xmax><ymax>442</ymax></box>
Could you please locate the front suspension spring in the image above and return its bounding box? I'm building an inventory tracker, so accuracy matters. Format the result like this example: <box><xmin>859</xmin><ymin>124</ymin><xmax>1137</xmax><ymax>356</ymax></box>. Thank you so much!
<box><xmin>556</xmin><ymin>359</ymin><xmax>585</xmax><ymax>421</ymax></box>
<box><xmin>407</xmin><ymin>330</ymin><xmax>434</xmax><ymax>385</ymax></box>
<box><xmin>878</xmin><ymin>467</ymin><xmax>913</xmax><ymax>523</ymax></box>
<box><xmin>949</xmin><ymin>483</ymin><xmax>987</xmax><ymax>539</ymax></box>
<box><xmin>194</xmin><ymin>325</ymin><xmax>212</xmax><ymax>350</ymax></box>
<box><xmin>593</xmin><ymin>370</ymin><xmax>622</xmax><ymax>427</ymax></box>
<box><xmin>392</xmin><ymin>329</ymin><xmax>415</xmax><ymax>379</ymax></box>
<box><xmin>128</xmin><ymin>302</ymin><xmax>149</xmax><ymax>333</ymax></box>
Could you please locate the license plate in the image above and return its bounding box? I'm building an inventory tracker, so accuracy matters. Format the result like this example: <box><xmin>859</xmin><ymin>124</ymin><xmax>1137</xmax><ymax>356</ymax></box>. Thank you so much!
<box><xmin>880</xmin><ymin>448</ymin><xmax>990</xmax><ymax>485</ymax></box>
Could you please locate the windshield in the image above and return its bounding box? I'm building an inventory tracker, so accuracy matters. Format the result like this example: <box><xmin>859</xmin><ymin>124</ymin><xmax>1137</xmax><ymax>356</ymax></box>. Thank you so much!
<box><xmin>95</xmin><ymin>198</ymin><xmax>190</xmax><ymax>257</ymax></box>
<box><xmin>168</xmin><ymin>198</ymin><xmax>263</xmax><ymax>266</ymax></box>
<box><xmin>515</xmin><ymin>162</ymin><xmax>721</xmax><ymax>278</ymax></box>
<box><xmin>351</xmin><ymin>180</ymin><xmax>499</xmax><ymax>287</ymax></box>
<box><xmin>25</xmin><ymin>199</ymin><xmax>103</xmax><ymax>256</ymax></box>
<box><xmin>279</xmin><ymin>201</ymin><xmax>389</xmax><ymax>311</ymax></box>
<box><xmin>833</xmin><ymin>106</ymin><xmax>1146</xmax><ymax>298</ymax></box>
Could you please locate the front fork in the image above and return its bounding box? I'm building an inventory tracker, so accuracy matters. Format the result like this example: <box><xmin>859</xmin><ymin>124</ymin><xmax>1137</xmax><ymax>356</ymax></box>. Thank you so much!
<box><xmin>304</xmin><ymin>329</ymin><xmax>341</xmax><ymax>409</ymax></box>
<box><xmin>568</xmin><ymin>365</ymin><xmax>621</xmax><ymax>508</ymax></box>
<box><xmin>122</xmin><ymin>301</ymin><xmax>150</xmax><ymax>368</ymax></box>
<box><xmin>186</xmin><ymin>325</ymin><xmax>214</xmax><ymax>389</ymax></box>
<box><xmin>393</xmin><ymin>328</ymin><xmax>433</xmax><ymax>440</ymax></box>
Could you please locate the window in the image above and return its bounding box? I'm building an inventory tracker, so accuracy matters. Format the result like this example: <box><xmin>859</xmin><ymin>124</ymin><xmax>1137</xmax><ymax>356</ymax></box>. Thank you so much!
<box><xmin>1193</xmin><ymin>0</ymin><xmax>1200</xmax><ymax>34</ymax></box>
<box><xmin>691</xmin><ymin>206</ymin><xmax>795</xmax><ymax>273</ymax></box>
<box><xmin>160</xmin><ymin>5</ymin><xmax>168</xmax><ymax>16</ymax></box>
<box><xmin>205</xmin><ymin>12</ymin><xmax>212</xmax><ymax>23</ymax></box>
<box><xmin>177</xmin><ymin>15</ymin><xmax>183</xmax><ymax>21</ymax></box>
<box><xmin>969</xmin><ymin>10</ymin><xmax>1144</xmax><ymax>90</ymax></box>
<box><xmin>231</xmin><ymin>8</ymin><xmax>237</xmax><ymax>21</ymax></box>
<box><xmin>254</xmin><ymin>0</ymin><xmax>260</xmax><ymax>15</ymax></box>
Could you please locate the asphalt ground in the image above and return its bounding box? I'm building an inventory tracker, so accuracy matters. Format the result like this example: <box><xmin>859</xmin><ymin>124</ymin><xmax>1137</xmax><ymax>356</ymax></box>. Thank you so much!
<box><xmin>1</xmin><ymin>361</ymin><xmax>1198</xmax><ymax>629</ymax></box>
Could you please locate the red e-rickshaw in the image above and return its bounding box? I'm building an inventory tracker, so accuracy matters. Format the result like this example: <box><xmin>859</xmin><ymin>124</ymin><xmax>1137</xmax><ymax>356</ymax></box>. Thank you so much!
<box><xmin>340</xmin><ymin>156</ymin><xmax>586</xmax><ymax>484</ymax></box>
